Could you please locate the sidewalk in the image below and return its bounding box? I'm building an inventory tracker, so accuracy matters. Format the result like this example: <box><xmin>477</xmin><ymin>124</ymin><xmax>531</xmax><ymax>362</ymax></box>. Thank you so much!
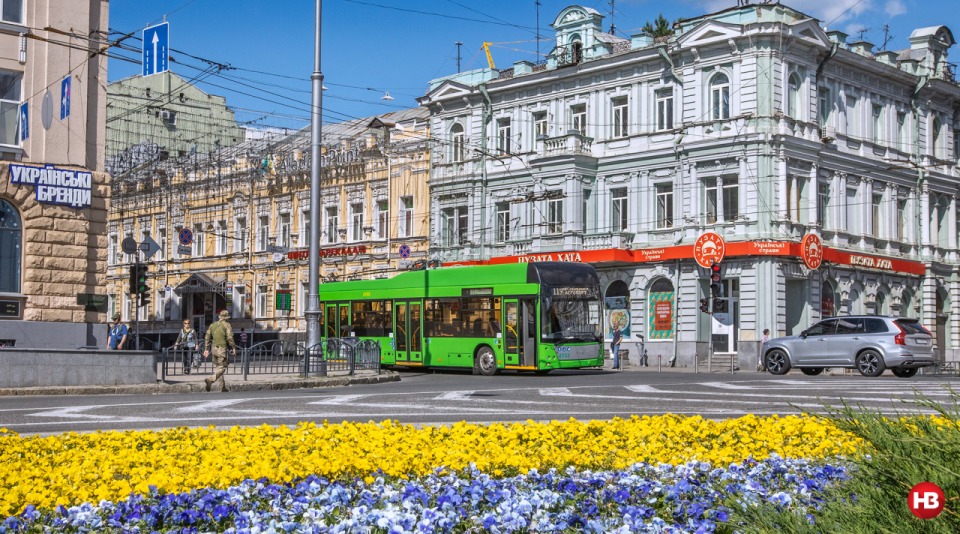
<box><xmin>0</xmin><ymin>370</ymin><xmax>399</xmax><ymax>396</ymax></box>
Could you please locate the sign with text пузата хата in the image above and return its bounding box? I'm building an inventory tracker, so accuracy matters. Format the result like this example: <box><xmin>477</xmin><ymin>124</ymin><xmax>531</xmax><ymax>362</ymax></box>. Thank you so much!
<box><xmin>9</xmin><ymin>164</ymin><xmax>92</xmax><ymax>209</ymax></box>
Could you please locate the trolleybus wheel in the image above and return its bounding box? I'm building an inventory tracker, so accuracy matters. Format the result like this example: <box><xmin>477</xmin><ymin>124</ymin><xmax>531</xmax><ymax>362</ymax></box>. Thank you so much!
<box><xmin>477</xmin><ymin>347</ymin><xmax>498</xmax><ymax>376</ymax></box>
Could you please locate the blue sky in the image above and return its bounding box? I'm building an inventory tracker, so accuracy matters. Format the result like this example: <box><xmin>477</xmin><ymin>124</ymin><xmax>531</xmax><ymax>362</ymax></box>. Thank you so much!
<box><xmin>107</xmin><ymin>0</ymin><xmax>959</xmax><ymax>126</ymax></box>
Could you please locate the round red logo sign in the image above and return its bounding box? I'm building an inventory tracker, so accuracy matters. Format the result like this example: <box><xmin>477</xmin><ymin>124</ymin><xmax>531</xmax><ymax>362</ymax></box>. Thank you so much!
<box><xmin>693</xmin><ymin>232</ymin><xmax>725</xmax><ymax>268</ymax></box>
<box><xmin>908</xmin><ymin>482</ymin><xmax>945</xmax><ymax>519</ymax></box>
<box><xmin>801</xmin><ymin>233</ymin><xmax>823</xmax><ymax>270</ymax></box>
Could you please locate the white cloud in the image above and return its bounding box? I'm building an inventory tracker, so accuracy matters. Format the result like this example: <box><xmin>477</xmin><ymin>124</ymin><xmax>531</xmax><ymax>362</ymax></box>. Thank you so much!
<box><xmin>884</xmin><ymin>0</ymin><xmax>907</xmax><ymax>17</ymax></box>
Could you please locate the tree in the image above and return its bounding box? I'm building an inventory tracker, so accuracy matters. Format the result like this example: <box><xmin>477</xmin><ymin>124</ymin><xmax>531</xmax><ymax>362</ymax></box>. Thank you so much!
<box><xmin>642</xmin><ymin>14</ymin><xmax>674</xmax><ymax>38</ymax></box>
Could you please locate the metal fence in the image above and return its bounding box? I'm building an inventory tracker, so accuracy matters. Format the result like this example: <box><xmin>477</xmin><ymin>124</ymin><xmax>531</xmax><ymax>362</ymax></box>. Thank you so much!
<box><xmin>920</xmin><ymin>362</ymin><xmax>960</xmax><ymax>376</ymax></box>
<box><xmin>160</xmin><ymin>338</ymin><xmax>380</xmax><ymax>380</ymax></box>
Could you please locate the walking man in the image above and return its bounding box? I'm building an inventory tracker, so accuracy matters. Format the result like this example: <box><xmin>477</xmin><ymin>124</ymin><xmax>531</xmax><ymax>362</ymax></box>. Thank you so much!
<box><xmin>203</xmin><ymin>310</ymin><xmax>236</xmax><ymax>392</ymax></box>
<box><xmin>611</xmin><ymin>325</ymin><xmax>623</xmax><ymax>371</ymax></box>
<box><xmin>106</xmin><ymin>313</ymin><xmax>128</xmax><ymax>350</ymax></box>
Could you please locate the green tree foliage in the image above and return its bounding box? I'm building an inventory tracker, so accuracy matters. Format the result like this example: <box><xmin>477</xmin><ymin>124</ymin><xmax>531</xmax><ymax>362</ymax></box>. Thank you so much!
<box><xmin>642</xmin><ymin>14</ymin><xmax>673</xmax><ymax>38</ymax></box>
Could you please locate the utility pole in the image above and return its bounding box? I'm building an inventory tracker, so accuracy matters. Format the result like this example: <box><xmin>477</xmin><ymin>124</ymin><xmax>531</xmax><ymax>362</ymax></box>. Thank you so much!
<box><xmin>305</xmin><ymin>0</ymin><xmax>324</xmax><ymax>359</ymax></box>
<box><xmin>881</xmin><ymin>24</ymin><xmax>894</xmax><ymax>51</ymax></box>
<box><xmin>608</xmin><ymin>0</ymin><xmax>616</xmax><ymax>35</ymax></box>
<box><xmin>455</xmin><ymin>41</ymin><xmax>463</xmax><ymax>73</ymax></box>
<box><xmin>535</xmin><ymin>0</ymin><xmax>541</xmax><ymax>62</ymax></box>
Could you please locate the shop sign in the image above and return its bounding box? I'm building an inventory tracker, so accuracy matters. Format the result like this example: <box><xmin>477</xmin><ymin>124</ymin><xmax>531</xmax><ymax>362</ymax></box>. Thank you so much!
<box><xmin>10</xmin><ymin>164</ymin><xmax>92</xmax><ymax>209</ymax></box>
<box><xmin>76</xmin><ymin>293</ymin><xmax>108</xmax><ymax>313</ymax></box>
<box><xmin>275</xmin><ymin>290</ymin><xmax>292</xmax><ymax>311</ymax></box>
<box><xmin>649</xmin><ymin>292</ymin><xmax>674</xmax><ymax>339</ymax></box>
<box><xmin>605</xmin><ymin>296</ymin><xmax>630</xmax><ymax>340</ymax></box>
<box><xmin>693</xmin><ymin>232</ymin><xmax>725</xmax><ymax>268</ymax></box>
<box><xmin>801</xmin><ymin>233</ymin><xmax>823</xmax><ymax>270</ymax></box>
<box><xmin>289</xmin><ymin>246</ymin><xmax>370</xmax><ymax>259</ymax></box>
<box><xmin>749</xmin><ymin>242</ymin><xmax>789</xmax><ymax>255</ymax></box>
<box><xmin>517</xmin><ymin>252</ymin><xmax>583</xmax><ymax>263</ymax></box>
<box><xmin>849</xmin><ymin>255</ymin><xmax>893</xmax><ymax>269</ymax></box>
<box><xmin>0</xmin><ymin>300</ymin><xmax>20</xmax><ymax>318</ymax></box>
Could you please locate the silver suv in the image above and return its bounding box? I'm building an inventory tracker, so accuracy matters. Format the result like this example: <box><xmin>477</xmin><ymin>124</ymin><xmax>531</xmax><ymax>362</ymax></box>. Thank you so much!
<box><xmin>763</xmin><ymin>316</ymin><xmax>934</xmax><ymax>378</ymax></box>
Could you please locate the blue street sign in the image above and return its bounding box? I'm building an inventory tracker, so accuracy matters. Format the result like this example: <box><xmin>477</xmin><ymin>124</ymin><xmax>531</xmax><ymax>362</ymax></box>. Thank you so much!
<box><xmin>178</xmin><ymin>228</ymin><xmax>193</xmax><ymax>245</ymax></box>
<box><xmin>142</xmin><ymin>22</ymin><xmax>169</xmax><ymax>77</ymax></box>
<box><xmin>60</xmin><ymin>76</ymin><xmax>71</xmax><ymax>120</ymax></box>
<box><xmin>399</xmin><ymin>244</ymin><xmax>411</xmax><ymax>259</ymax></box>
<box><xmin>19</xmin><ymin>103</ymin><xmax>27</xmax><ymax>141</ymax></box>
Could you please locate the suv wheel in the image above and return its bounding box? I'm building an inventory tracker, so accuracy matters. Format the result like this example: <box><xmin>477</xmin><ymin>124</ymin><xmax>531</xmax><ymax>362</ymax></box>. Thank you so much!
<box><xmin>856</xmin><ymin>350</ymin><xmax>886</xmax><ymax>377</ymax></box>
<box><xmin>765</xmin><ymin>350</ymin><xmax>791</xmax><ymax>375</ymax></box>
<box><xmin>476</xmin><ymin>347</ymin><xmax>499</xmax><ymax>376</ymax></box>
<box><xmin>892</xmin><ymin>367</ymin><xmax>918</xmax><ymax>378</ymax></box>
<box><xmin>800</xmin><ymin>367</ymin><xmax>824</xmax><ymax>376</ymax></box>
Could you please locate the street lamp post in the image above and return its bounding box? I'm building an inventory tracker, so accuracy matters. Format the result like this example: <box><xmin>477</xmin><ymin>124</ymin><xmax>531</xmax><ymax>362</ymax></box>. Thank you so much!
<box><xmin>305</xmin><ymin>0</ymin><xmax>324</xmax><ymax>360</ymax></box>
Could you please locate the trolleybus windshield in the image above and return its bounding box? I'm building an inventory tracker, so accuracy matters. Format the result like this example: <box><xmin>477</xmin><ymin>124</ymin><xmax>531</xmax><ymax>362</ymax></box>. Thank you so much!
<box><xmin>542</xmin><ymin>286</ymin><xmax>602</xmax><ymax>342</ymax></box>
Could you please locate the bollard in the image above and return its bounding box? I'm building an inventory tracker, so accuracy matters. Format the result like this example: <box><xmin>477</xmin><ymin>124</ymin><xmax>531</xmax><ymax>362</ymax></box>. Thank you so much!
<box><xmin>695</xmin><ymin>352</ymin><xmax>698</xmax><ymax>374</ymax></box>
<box><xmin>243</xmin><ymin>348</ymin><xmax>250</xmax><ymax>381</ymax></box>
<box><xmin>658</xmin><ymin>353</ymin><xmax>662</xmax><ymax>372</ymax></box>
<box><xmin>731</xmin><ymin>353</ymin><xmax>736</xmax><ymax>374</ymax></box>
<box><xmin>160</xmin><ymin>347</ymin><xmax>167</xmax><ymax>381</ymax></box>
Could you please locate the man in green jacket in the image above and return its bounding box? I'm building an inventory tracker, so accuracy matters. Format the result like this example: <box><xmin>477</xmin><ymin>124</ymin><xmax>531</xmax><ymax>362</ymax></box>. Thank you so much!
<box><xmin>203</xmin><ymin>310</ymin><xmax>237</xmax><ymax>392</ymax></box>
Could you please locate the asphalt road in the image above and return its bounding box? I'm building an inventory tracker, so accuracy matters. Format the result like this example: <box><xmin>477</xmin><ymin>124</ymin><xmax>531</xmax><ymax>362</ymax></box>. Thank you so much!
<box><xmin>1</xmin><ymin>369</ymin><xmax>957</xmax><ymax>435</ymax></box>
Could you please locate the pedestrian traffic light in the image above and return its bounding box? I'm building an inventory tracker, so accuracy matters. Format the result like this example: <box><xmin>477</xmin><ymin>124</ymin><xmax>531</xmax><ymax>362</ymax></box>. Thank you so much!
<box><xmin>709</xmin><ymin>261</ymin><xmax>722</xmax><ymax>297</ymax></box>
<box><xmin>135</xmin><ymin>264</ymin><xmax>149</xmax><ymax>295</ymax></box>
<box><xmin>699</xmin><ymin>298</ymin><xmax>709</xmax><ymax>313</ymax></box>
<box><xmin>139</xmin><ymin>292</ymin><xmax>151</xmax><ymax>309</ymax></box>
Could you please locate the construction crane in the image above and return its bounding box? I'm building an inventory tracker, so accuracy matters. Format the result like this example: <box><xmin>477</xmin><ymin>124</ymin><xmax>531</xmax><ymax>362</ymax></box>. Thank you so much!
<box><xmin>482</xmin><ymin>42</ymin><xmax>495</xmax><ymax>69</ymax></box>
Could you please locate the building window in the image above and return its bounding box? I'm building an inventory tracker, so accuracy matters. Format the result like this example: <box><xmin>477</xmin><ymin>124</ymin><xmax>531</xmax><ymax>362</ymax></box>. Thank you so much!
<box><xmin>451</xmin><ymin>123</ymin><xmax>465</xmax><ymax>162</ymax></box>
<box><xmin>215</xmin><ymin>221</ymin><xmax>227</xmax><ymax>255</ymax></box>
<box><xmin>497</xmin><ymin>118</ymin><xmax>511</xmax><ymax>154</ymax></box>
<box><xmin>897</xmin><ymin>111</ymin><xmax>907</xmax><ymax>151</ymax></box>
<box><xmin>108</xmin><ymin>234</ymin><xmax>118</xmax><ymax>266</ymax></box>
<box><xmin>570</xmin><ymin>104</ymin><xmax>586</xmax><ymax>134</ymax></box>
<box><xmin>711</xmin><ymin>74</ymin><xmax>730</xmax><ymax>120</ymax></box>
<box><xmin>722</xmin><ymin>178</ymin><xmax>738</xmax><ymax>222</ymax></box>
<box><xmin>257</xmin><ymin>216</ymin><xmax>269</xmax><ymax>251</ymax></box>
<box><xmin>845</xmin><ymin>95</ymin><xmax>857</xmax><ymax>137</ymax></box>
<box><xmin>194</xmin><ymin>231</ymin><xmax>204</xmax><ymax>257</ymax></box>
<box><xmin>787</xmin><ymin>73</ymin><xmax>801</xmax><ymax>119</ymax></box>
<box><xmin>325</xmin><ymin>206</ymin><xmax>339</xmax><ymax>244</ymax></box>
<box><xmin>845</xmin><ymin>187</ymin><xmax>857</xmax><ymax>233</ymax></box>
<box><xmin>1</xmin><ymin>0</ymin><xmax>23</xmax><ymax>24</ymax></box>
<box><xmin>818</xmin><ymin>87</ymin><xmax>831</xmax><ymax>127</ymax></box>
<box><xmin>897</xmin><ymin>199</ymin><xmax>906</xmax><ymax>241</ymax></box>
<box><xmin>0</xmin><ymin>71</ymin><xmax>22</xmax><ymax>146</ymax></box>
<box><xmin>140</xmin><ymin>229</ymin><xmax>151</xmax><ymax>262</ymax></box>
<box><xmin>0</xmin><ymin>199</ymin><xmax>21</xmax><ymax>293</ymax></box>
<box><xmin>705</xmin><ymin>179</ymin><xmax>718</xmax><ymax>224</ymax></box>
<box><xmin>933</xmin><ymin>117</ymin><xmax>943</xmax><ymax>159</ymax></box>
<box><xmin>496</xmin><ymin>202</ymin><xmax>510</xmax><ymax>243</ymax></box>
<box><xmin>441</xmin><ymin>207</ymin><xmax>468</xmax><ymax>246</ymax></box>
<box><xmin>350</xmin><ymin>203</ymin><xmax>363</xmax><ymax>241</ymax></box>
<box><xmin>872</xmin><ymin>194</ymin><xmax>882</xmax><ymax>236</ymax></box>
<box><xmin>787</xmin><ymin>178</ymin><xmax>803</xmax><ymax>222</ymax></box>
<box><xmin>376</xmin><ymin>201</ymin><xmax>388</xmax><ymax>240</ymax></box>
<box><xmin>656</xmin><ymin>89</ymin><xmax>673</xmax><ymax>131</ymax></box>
<box><xmin>872</xmin><ymin>104</ymin><xmax>883</xmax><ymax>144</ymax></box>
<box><xmin>612</xmin><ymin>97</ymin><xmax>628</xmax><ymax>137</ymax></box>
<box><xmin>236</xmin><ymin>218</ymin><xmax>247</xmax><ymax>253</ymax></box>
<box><xmin>399</xmin><ymin>196</ymin><xmax>414</xmax><ymax>238</ymax></box>
<box><xmin>547</xmin><ymin>194</ymin><xmax>563</xmax><ymax>234</ymax></box>
<box><xmin>256</xmin><ymin>285</ymin><xmax>269</xmax><ymax>318</ymax></box>
<box><xmin>173</xmin><ymin>227</ymin><xmax>183</xmax><ymax>259</ymax></box>
<box><xmin>533</xmin><ymin>111</ymin><xmax>547</xmax><ymax>138</ymax></box>
<box><xmin>458</xmin><ymin>207</ymin><xmax>468</xmax><ymax>245</ymax></box>
<box><xmin>298</xmin><ymin>212</ymin><xmax>309</xmax><ymax>247</ymax></box>
<box><xmin>818</xmin><ymin>183</ymin><xmax>829</xmax><ymax>227</ymax></box>
<box><xmin>278</xmin><ymin>214</ymin><xmax>291</xmax><ymax>248</ymax></box>
<box><xmin>611</xmin><ymin>188</ymin><xmax>628</xmax><ymax>231</ymax></box>
<box><xmin>656</xmin><ymin>183</ymin><xmax>673</xmax><ymax>229</ymax></box>
<box><xmin>158</xmin><ymin>229</ymin><xmax>166</xmax><ymax>261</ymax></box>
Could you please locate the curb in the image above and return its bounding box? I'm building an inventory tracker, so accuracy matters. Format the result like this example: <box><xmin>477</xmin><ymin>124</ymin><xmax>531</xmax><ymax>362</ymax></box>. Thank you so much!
<box><xmin>0</xmin><ymin>372</ymin><xmax>400</xmax><ymax>396</ymax></box>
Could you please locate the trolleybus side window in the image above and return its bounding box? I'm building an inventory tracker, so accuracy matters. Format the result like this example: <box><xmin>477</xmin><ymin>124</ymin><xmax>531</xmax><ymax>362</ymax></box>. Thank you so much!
<box><xmin>462</xmin><ymin>297</ymin><xmax>498</xmax><ymax>337</ymax></box>
<box><xmin>425</xmin><ymin>298</ymin><xmax>461</xmax><ymax>337</ymax></box>
<box><xmin>352</xmin><ymin>300</ymin><xmax>391</xmax><ymax>337</ymax></box>
<box><xmin>410</xmin><ymin>303</ymin><xmax>422</xmax><ymax>352</ymax></box>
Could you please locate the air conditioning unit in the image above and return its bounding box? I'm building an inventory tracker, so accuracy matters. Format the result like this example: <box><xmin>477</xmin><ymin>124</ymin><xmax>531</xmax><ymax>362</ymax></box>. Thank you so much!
<box><xmin>821</xmin><ymin>126</ymin><xmax>836</xmax><ymax>143</ymax></box>
<box><xmin>160</xmin><ymin>110</ymin><xmax>177</xmax><ymax>125</ymax></box>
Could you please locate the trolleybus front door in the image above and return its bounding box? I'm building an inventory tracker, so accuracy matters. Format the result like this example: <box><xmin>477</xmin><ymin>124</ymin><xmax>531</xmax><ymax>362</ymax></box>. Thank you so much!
<box><xmin>324</xmin><ymin>304</ymin><xmax>338</xmax><ymax>340</ymax></box>
<box><xmin>395</xmin><ymin>302</ymin><xmax>408</xmax><ymax>363</ymax></box>
<box><xmin>503</xmin><ymin>299</ymin><xmax>520</xmax><ymax>366</ymax></box>
<box><xmin>394</xmin><ymin>300</ymin><xmax>424</xmax><ymax>364</ymax></box>
<box><xmin>521</xmin><ymin>299</ymin><xmax>537</xmax><ymax>367</ymax></box>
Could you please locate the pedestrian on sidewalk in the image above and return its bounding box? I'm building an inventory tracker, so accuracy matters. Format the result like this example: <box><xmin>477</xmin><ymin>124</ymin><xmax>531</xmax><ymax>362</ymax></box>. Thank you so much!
<box><xmin>173</xmin><ymin>319</ymin><xmax>199</xmax><ymax>374</ymax></box>
<box><xmin>611</xmin><ymin>326</ymin><xmax>623</xmax><ymax>370</ymax></box>
<box><xmin>203</xmin><ymin>310</ymin><xmax>236</xmax><ymax>392</ymax></box>
<box><xmin>106</xmin><ymin>314</ymin><xmax>127</xmax><ymax>350</ymax></box>
<box><xmin>758</xmin><ymin>329</ymin><xmax>770</xmax><ymax>371</ymax></box>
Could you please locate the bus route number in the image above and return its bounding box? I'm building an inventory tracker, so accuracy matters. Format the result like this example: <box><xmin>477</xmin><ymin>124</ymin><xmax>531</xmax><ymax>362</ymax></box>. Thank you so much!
<box><xmin>363</xmin><ymin>292</ymin><xmax>371</xmax><ymax>297</ymax></box>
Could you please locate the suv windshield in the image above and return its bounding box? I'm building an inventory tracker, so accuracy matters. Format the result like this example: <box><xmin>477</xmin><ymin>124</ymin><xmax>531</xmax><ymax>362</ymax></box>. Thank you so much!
<box><xmin>895</xmin><ymin>319</ymin><xmax>931</xmax><ymax>335</ymax></box>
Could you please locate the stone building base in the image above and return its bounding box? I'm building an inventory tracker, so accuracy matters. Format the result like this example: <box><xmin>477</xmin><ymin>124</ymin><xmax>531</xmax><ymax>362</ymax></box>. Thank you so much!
<box><xmin>0</xmin><ymin>321</ymin><xmax>108</xmax><ymax>349</ymax></box>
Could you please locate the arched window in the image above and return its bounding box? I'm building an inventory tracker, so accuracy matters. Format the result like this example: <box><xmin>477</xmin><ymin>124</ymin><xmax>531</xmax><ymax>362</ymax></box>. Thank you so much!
<box><xmin>451</xmin><ymin>123</ymin><xmax>465</xmax><ymax>163</ymax></box>
<box><xmin>933</xmin><ymin>117</ymin><xmax>943</xmax><ymax>158</ymax></box>
<box><xmin>711</xmin><ymin>73</ymin><xmax>730</xmax><ymax>120</ymax></box>
<box><xmin>0</xmin><ymin>199</ymin><xmax>22</xmax><ymax>293</ymax></box>
<box><xmin>821</xmin><ymin>280</ymin><xmax>837</xmax><ymax>317</ymax></box>
<box><xmin>901</xmin><ymin>288</ymin><xmax>914</xmax><ymax>317</ymax></box>
<box><xmin>648</xmin><ymin>278</ymin><xmax>675</xmax><ymax>340</ymax></box>
<box><xmin>569</xmin><ymin>34</ymin><xmax>583</xmax><ymax>63</ymax></box>
<box><xmin>875</xmin><ymin>291</ymin><xmax>886</xmax><ymax>316</ymax></box>
<box><xmin>787</xmin><ymin>74</ymin><xmax>801</xmax><ymax>119</ymax></box>
<box><xmin>605</xmin><ymin>280</ymin><xmax>630</xmax><ymax>339</ymax></box>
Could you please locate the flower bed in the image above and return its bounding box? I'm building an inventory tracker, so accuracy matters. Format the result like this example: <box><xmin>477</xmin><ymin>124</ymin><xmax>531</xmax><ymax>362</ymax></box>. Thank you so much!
<box><xmin>0</xmin><ymin>415</ymin><xmax>858</xmax><ymax>516</ymax></box>
<box><xmin>1</xmin><ymin>457</ymin><xmax>850</xmax><ymax>534</ymax></box>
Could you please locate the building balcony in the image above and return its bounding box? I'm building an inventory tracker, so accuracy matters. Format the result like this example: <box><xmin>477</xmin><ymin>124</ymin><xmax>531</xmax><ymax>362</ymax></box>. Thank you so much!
<box><xmin>583</xmin><ymin>232</ymin><xmax>635</xmax><ymax>250</ymax></box>
<box><xmin>535</xmin><ymin>132</ymin><xmax>594</xmax><ymax>159</ymax></box>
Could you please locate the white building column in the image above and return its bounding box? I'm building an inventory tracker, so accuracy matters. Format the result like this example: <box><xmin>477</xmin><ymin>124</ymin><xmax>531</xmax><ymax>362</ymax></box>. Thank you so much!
<box><xmin>689</xmin><ymin>163</ymin><xmax>700</xmax><ymax>225</ymax></box>
<box><xmin>921</xmin><ymin>185</ymin><xmax>932</xmax><ymax>256</ymax></box>
<box><xmin>833</xmin><ymin>171</ymin><xmax>845</xmax><ymax>238</ymax></box>
<box><xmin>596</xmin><ymin>174</ymin><xmax>608</xmax><ymax>234</ymax></box>
<box><xmin>777</xmin><ymin>154</ymin><xmax>788</xmax><ymax>221</ymax></box>
<box><xmin>638</xmin><ymin>171</ymin><xmax>650</xmax><ymax>238</ymax></box>
<box><xmin>948</xmin><ymin>195</ymin><xmax>958</xmax><ymax>261</ymax></box>
<box><xmin>629</xmin><ymin>171</ymin><xmax>640</xmax><ymax>234</ymax></box>
<box><xmin>737</xmin><ymin>156</ymin><xmax>748</xmax><ymax>228</ymax></box>
<box><xmin>808</xmin><ymin>164</ymin><xmax>819</xmax><ymax>234</ymax></box>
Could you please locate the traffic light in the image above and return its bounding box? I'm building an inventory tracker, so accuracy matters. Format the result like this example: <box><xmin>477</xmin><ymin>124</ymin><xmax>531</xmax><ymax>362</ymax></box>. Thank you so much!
<box><xmin>139</xmin><ymin>292</ymin><xmax>151</xmax><ymax>309</ymax></box>
<box><xmin>128</xmin><ymin>265</ymin><xmax>138</xmax><ymax>294</ymax></box>
<box><xmin>713</xmin><ymin>299</ymin><xmax>727</xmax><ymax>314</ymax></box>
<box><xmin>709</xmin><ymin>261</ymin><xmax>722</xmax><ymax>298</ymax></box>
<box><xmin>134</xmin><ymin>264</ymin><xmax>149</xmax><ymax>306</ymax></box>
<box><xmin>699</xmin><ymin>298</ymin><xmax>709</xmax><ymax>313</ymax></box>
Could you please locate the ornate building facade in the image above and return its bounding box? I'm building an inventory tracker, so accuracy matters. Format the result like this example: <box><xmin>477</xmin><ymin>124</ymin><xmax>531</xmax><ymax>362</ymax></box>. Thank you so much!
<box><xmin>419</xmin><ymin>3</ymin><xmax>960</xmax><ymax>366</ymax></box>
<box><xmin>105</xmin><ymin>107</ymin><xmax>430</xmax><ymax>345</ymax></box>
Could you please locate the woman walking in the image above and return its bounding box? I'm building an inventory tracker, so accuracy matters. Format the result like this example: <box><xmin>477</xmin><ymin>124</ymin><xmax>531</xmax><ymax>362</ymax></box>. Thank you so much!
<box><xmin>173</xmin><ymin>319</ymin><xmax>199</xmax><ymax>374</ymax></box>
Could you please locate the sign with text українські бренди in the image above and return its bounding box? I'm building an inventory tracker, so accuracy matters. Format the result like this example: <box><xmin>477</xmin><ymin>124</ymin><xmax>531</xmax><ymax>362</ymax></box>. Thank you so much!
<box><xmin>9</xmin><ymin>164</ymin><xmax>92</xmax><ymax>209</ymax></box>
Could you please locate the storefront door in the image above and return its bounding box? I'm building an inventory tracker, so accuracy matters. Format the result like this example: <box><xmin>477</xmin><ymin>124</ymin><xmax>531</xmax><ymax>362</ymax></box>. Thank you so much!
<box><xmin>712</xmin><ymin>297</ymin><xmax>739</xmax><ymax>354</ymax></box>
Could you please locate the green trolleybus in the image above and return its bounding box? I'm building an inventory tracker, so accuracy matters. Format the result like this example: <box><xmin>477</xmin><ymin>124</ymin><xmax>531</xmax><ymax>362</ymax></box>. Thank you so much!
<box><xmin>317</xmin><ymin>262</ymin><xmax>604</xmax><ymax>375</ymax></box>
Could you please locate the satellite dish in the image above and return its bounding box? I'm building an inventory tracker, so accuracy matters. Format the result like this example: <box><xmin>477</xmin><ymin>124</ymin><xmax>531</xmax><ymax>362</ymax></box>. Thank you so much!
<box><xmin>41</xmin><ymin>91</ymin><xmax>53</xmax><ymax>130</ymax></box>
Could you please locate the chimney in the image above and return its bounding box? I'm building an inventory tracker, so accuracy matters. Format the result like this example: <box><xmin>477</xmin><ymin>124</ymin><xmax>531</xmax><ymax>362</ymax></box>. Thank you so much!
<box><xmin>849</xmin><ymin>40</ymin><xmax>875</xmax><ymax>56</ymax></box>
<box><xmin>826</xmin><ymin>30</ymin><xmax>849</xmax><ymax>48</ymax></box>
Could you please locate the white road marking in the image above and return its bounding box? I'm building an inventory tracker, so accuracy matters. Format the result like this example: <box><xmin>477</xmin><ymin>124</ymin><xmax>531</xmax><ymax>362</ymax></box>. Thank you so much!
<box><xmin>177</xmin><ymin>399</ymin><xmax>249</xmax><ymax>413</ymax></box>
<box><xmin>307</xmin><ymin>395</ymin><xmax>369</xmax><ymax>405</ymax></box>
<box><xmin>699</xmin><ymin>382</ymin><xmax>756</xmax><ymax>390</ymax></box>
<box><xmin>434</xmin><ymin>391</ymin><xmax>476</xmax><ymax>400</ymax></box>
